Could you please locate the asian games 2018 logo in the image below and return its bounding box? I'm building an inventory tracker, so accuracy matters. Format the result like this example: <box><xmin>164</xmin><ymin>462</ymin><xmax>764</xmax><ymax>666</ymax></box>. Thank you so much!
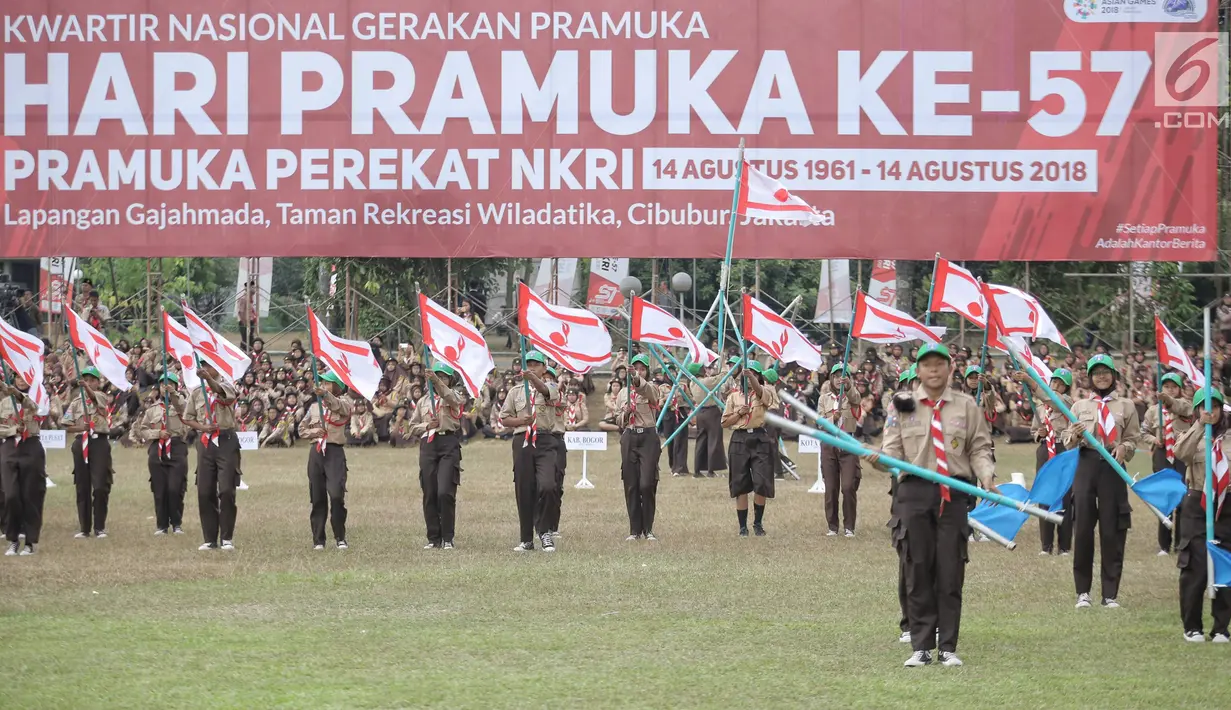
<box><xmin>1164</xmin><ymin>0</ymin><xmax>1196</xmax><ymax>18</ymax></box>
<box><xmin>1070</xmin><ymin>0</ymin><xmax>1098</xmax><ymax>19</ymax></box>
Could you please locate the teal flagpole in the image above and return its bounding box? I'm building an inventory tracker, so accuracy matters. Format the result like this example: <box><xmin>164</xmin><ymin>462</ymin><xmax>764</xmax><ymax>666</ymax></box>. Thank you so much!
<box><xmin>1202</xmin><ymin>308</ymin><xmax>1216</xmax><ymax>599</ymax></box>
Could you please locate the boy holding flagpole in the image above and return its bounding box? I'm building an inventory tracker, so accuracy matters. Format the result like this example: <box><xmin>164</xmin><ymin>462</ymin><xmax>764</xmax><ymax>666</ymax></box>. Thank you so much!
<box><xmin>1142</xmin><ymin>372</ymin><xmax>1194</xmax><ymax>555</ymax></box>
<box><xmin>500</xmin><ymin>351</ymin><xmax>561</xmax><ymax>553</ymax></box>
<box><xmin>183</xmin><ymin>361</ymin><xmax>241</xmax><ymax>551</ymax></box>
<box><xmin>722</xmin><ymin>361</ymin><xmax>777</xmax><ymax>537</ymax></box>
<box><xmin>617</xmin><ymin>354</ymin><xmax>662</xmax><ymax>541</ymax></box>
<box><xmin>864</xmin><ymin>343</ymin><xmax>998</xmax><ymax>668</ymax></box>
<box><xmin>63</xmin><ymin>368</ymin><xmax>115</xmax><ymax>540</ymax></box>
<box><xmin>408</xmin><ymin>362</ymin><xmax>466</xmax><ymax>550</ymax></box>
<box><xmin>0</xmin><ymin>374</ymin><xmax>47</xmax><ymax>555</ymax></box>
<box><xmin>297</xmin><ymin>371</ymin><xmax>353</xmax><ymax>550</ymax></box>
<box><xmin>819</xmin><ymin>363</ymin><xmax>862</xmax><ymax>537</ymax></box>
<box><xmin>134</xmin><ymin>373</ymin><xmax>190</xmax><ymax>536</ymax></box>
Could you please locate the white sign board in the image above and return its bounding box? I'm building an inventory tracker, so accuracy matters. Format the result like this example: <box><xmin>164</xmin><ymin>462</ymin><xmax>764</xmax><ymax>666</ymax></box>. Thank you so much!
<box><xmin>39</xmin><ymin>429</ymin><xmax>66</xmax><ymax>449</ymax></box>
<box><xmin>798</xmin><ymin>436</ymin><xmax>822</xmax><ymax>454</ymax></box>
<box><xmin>565</xmin><ymin>431</ymin><xmax>607</xmax><ymax>451</ymax></box>
<box><xmin>236</xmin><ymin>431</ymin><xmax>259</xmax><ymax>450</ymax></box>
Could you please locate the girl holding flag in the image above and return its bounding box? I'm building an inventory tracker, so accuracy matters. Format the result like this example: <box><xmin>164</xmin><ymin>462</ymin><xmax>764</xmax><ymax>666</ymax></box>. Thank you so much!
<box><xmin>616</xmin><ymin>354</ymin><xmax>662</xmax><ymax>541</ymax></box>
<box><xmin>1062</xmin><ymin>354</ymin><xmax>1144</xmax><ymax>610</ymax></box>
<box><xmin>1172</xmin><ymin>388</ymin><xmax>1231</xmax><ymax>643</ymax></box>
<box><xmin>408</xmin><ymin>362</ymin><xmax>466</xmax><ymax>551</ymax></box>
<box><xmin>1016</xmin><ymin>368</ymin><xmax>1076</xmax><ymax>556</ymax></box>
<box><xmin>0</xmin><ymin>374</ymin><xmax>47</xmax><ymax>556</ymax></box>
<box><xmin>1142</xmin><ymin>372</ymin><xmax>1194</xmax><ymax>556</ymax></box>
<box><xmin>63</xmin><ymin>367</ymin><xmax>115</xmax><ymax>540</ymax></box>
<box><xmin>499</xmin><ymin>351</ymin><xmax>560</xmax><ymax>553</ymax></box>
<box><xmin>183</xmin><ymin>361</ymin><xmax>241</xmax><ymax>551</ymax></box>
<box><xmin>722</xmin><ymin>361</ymin><xmax>777</xmax><ymax>538</ymax></box>
<box><xmin>819</xmin><ymin>363</ymin><xmax>862</xmax><ymax>538</ymax></box>
<box><xmin>297</xmin><ymin>371</ymin><xmax>353</xmax><ymax>550</ymax></box>
<box><xmin>134</xmin><ymin>373</ymin><xmax>189</xmax><ymax>536</ymax></box>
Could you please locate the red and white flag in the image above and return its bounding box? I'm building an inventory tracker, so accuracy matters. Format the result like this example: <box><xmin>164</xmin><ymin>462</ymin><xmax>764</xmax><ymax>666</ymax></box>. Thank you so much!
<box><xmin>308</xmin><ymin>307</ymin><xmax>383</xmax><ymax>401</ymax></box>
<box><xmin>742</xmin><ymin>294</ymin><xmax>823</xmax><ymax>370</ymax></box>
<box><xmin>851</xmin><ymin>292</ymin><xmax>945</xmax><ymax>345</ymax></box>
<box><xmin>182</xmin><ymin>303</ymin><xmax>251</xmax><ymax>385</ymax></box>
<box><xmin>1155</xmin><ymin>316</ymin><xmax>1205</xmax><ymax>387</ymax></box>
<box><xmin>65</xmin><ymin>306</ymin><xmax>132</xmax><ymax>390</ymax></box>
<box><xmin>0</xmin><ymin>318</ymin><xmax>50</xmax><ymax>415</ymax></box>
<box><xmin>930</xmin><ymin>258</ymin><xmax>987</xmax><ymax>328</ymax></box>
<box><xmin>419</xmin><ymin>294</ymin><xmax>495</xmax><ymax>398</ymax></box>
<box><xmin>983</xmin><ymin>283</ymin><xmax>1068</xmax><ymax>348</ymax></box>
<box><xmin>162</xmin><ymin>309</ymin><xmax>200</xmax><ymax>390</ymax></box>
<box><xmin>737</xmin><ymin>161</ymin><xmax>825</xmax><ymax>224</ymax></box>
<box><xmin>630</xmin><ymin>296</ymin><xmax>717</xmax><ymax>366</ymax></box>
<box><xmin>518</xmin><ymin>282</ymin><xmax>612</xmax><ymax>374</ymax></box>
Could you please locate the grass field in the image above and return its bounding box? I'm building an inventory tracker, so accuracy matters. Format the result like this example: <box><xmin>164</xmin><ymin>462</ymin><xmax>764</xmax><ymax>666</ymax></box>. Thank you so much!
<box><xmin>2</xmin><ymin>439</ymin><xmax>1227</xmax><ymax>709</ymax></box>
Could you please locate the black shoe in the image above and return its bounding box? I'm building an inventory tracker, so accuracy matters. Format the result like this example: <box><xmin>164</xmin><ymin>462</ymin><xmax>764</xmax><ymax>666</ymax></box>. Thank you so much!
<box><xmin>753</xmin><ymin>525</ymin><xmax>767</xmax><ymax>537</ymax></box>
<box><xmin>739</xmin><ymin>527</ymin><xmax>749</xmax><ymax>537</ymax></box>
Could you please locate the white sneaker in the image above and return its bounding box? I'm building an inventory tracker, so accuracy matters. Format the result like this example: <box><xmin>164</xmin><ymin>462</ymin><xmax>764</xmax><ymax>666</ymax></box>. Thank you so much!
<box><xmin>95</xmin><ymin>531</ymin><xmax>107</xmax><ymax>539</ymax></box>
<box><xmin>1184</xmin><ymin>631</ymin><xmax>1206</xmax><ymax>643</ymax></box>
<box><xmin>1076</xmin><ymin>593</ymin><xmax>1092</xmax><ymax>609</ymax></box>
<box><xmin>237</xmin><ymin>480</ymin><xmax>250</xmax><ymax>491</ymax></box>
<box><xmin>336</xmin><ymin>540</ymin><xmax>348</xmax><ymax>550</ymax></box>
<box><xmin>645</xmin><ymin>532</ymin><xmax>658</xmax><ymax>542</ymax></box>
<box><xmin>4</xmin><ymin>542</ymin><xmax>18</xmax><ymax>556</ymax></box>
<box><xmin>903</xmin><ymin>650</ymin><xmax>932</xmax><ymax>667</ymax></box>
<box><xmin>898</xmin><ymin>630</ymin><xmax>912</xmax><ymax>643</ymax></box>
<box><xmin>826</xmin><ymin>530</ymin><xmax>838</xmax><ymax>537</ymax></box>
<box><xmin>968</xmin><ymin>534</ymin><xmax>976</xmax><ymax>542</ymax></box>
<box><xmin>1102</xmin><ymin>598</ymin><xmax>1120</xmax><ymax>609</ymax></box>
<box><xmin>19</xmin><ymin>544</ymin><xmax>34</xmax><ymax>556</ymax></box>
<box><xmin>45</xmin><ymin>477</ymin><xmax>56</xmax><ymax>488</ymax></box>
<box><xmin>220</xmin><ymin>540</ymin><xmax>234</xmax><ymax>551</ymax></box>
<box><xmin>74</xmin><ymin>532</ymin><xmax>89</xmax><ymax>539</ymax></box>
<box><xmin>625</xmin><ymin>534</ymin><xmax>640</xmax><ymax>542</ymax></box>
<box><xmin>424</xmin><ymin>542</ymin><xmax>439</xmax><ymax>550</ymax></box>
<box><xmin>1212</xmin><ymin>633</ymin><xmax>1230</xmax><ymax>643</ymax></box>
<box><xmin>513</xmin><ymin>542</ymin><xmax>534</xmax><ymax>552</ymax></box>
<box><xmin>442</xmin><ymin>541</ymin><xmax>455</xmax><ymax>550</ymax></box>
<box><xmin>199</xmin><ymin>542</ymin><xmax>216</xmax><ymax>551</ymax></box>
<box><xmin>18</xmin><ymin>533</ymin><xmax>24</xmax><ymax>540</ymax></box>
<box><xmin>154</xmin><ymin>529</ymin><xmax>167</xmax><ymax>536</ymax></box>
<box><xmin>844</xmin><ymin>529</ymin><xmax>855</xmax><ymax>538</ymax></box>
<box><xmin>1158</xmin><ymin>549</ymin><xmax>1170</xmax><ymax>556</ymax></box>
<box><xmin>1060</xmin><ymin>551</ymin><xmax>1071</xmax><ymax>557</ymax></box>
<box><xmin>1039</xmin><ymin>550</ymin><xmax>1051</xmax><ymax>556</ymax></box>
<box><xmin>551</xmin><ymin>530</ymin><xmax>562</xmax><ymax>539</ymax></box>
<box><xmin>173</xmin><ymin>527</ymin><xmax>185</xmax><ymax>535</ymax></box>
<box><xmin>940</xmin><ymin>651</ymin><xmax>964</xmax><ymax>667</ymax></box>
<box><xmin>314</xmin><ymin>544</ymin><xmax>325</xmax><ymax>551</ymax></box>
<box><xmin>977</xmin><ymin>533</ymin><xmax>990</xmax><ymax>543</ymax></box>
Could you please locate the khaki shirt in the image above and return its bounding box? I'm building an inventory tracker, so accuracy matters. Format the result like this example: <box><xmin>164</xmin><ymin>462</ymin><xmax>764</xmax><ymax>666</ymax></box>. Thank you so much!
<box><xmin>1062</xmin><ymin>396</ymin><xmax>1142</xmax><ymax>459</ymax></box>
<box><xmin>689</xmin><ymin>374</ymin><xmax>723</xmax><ymax>410</ymax></box>
<box><xmin>408</xmin><ymin>385</ymin><xmax>466</xmax><ymax>436</ymax></box>
<box><xmin>817</xmin><ymin>380</ymin><xmax>862</xmax><ymax>434</ymax></box>
<box><xmin>563</xmin><ymin>400</ymin><xmax>588</xmax><ymax>430</ymax></box>
<box><xmin>184</xmin><ymin>381</ymin><xmax>239</xmax><ymax>431</ymax></box>
<box><xmin>878</xmin><ymin>386</ymin><xmax>996</xmax><ymax>488</ymax></box>
<box><xmin>1029</xmin><ymin>393</ymin><xmax>1074</xmax><ymax>441</ymax></box>
<box><xmin>722</xmin><ymin>386</ymin><xmax>776</xmax><ymax>430</ymax></box>
<box><xmin>64</xmin><ymin>388</ymin><xmax>113</xmax><ymax>434</ymax></box>
<box><xmin>500</xmin><ymin>382</ymin><xmax>560</xmax><ymax>434</ymax></box>
<box><xmin>298</xmin><ymin>392</ymin><xmax>354</xmax><ymax>446</ymax></box>
<box><xmin>615</xmin><ymin>380</ymin><xmax>660</xmax><ymax>429</ymax></box>
<box><xmin>0</xmin><ymin>391</ymin><xmax>41</xmax><ymax>438</ymax></box>
<box><xmin>350</xmin><ymin>411</ymin><xmax>375</xmax><ymax>438</ymax></box>
<box><xmin>134</xmin><ymin>395</ymin><xmax>189</xmax><ymax>443</ymax></box>
<box><xmin>1173</xmin><ymin>425</ymin><xmax>1228</xmax><ymax>489</ymax></box>
<box><xmin>1141</xmin><ymin>398</ymin><xmax>1196</xmax><ymax>449</ymax></box>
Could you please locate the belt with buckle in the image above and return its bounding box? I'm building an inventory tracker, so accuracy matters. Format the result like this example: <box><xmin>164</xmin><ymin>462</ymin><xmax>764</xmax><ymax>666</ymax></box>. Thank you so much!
<box><xmin>743</xmin><ymin>427</ymin><xmax>764</xmax><ymax>434</ymax></box>
<box><xmin>629</xmin><ymin>427</ymin><xmax>646</xmax><ymax>434</ymax></box>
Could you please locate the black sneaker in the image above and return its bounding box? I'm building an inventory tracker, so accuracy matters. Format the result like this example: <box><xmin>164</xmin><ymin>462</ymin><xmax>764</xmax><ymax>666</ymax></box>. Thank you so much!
<box><xmin>442</xmin><ymin>541</ymin><xmax>455</xmax><ymax>550</ymax></box>
<box><xmin>903</xmin><ymin>650</ymin><xmax>933</xmax><ymax>667</ymax></box>
<box><xmin>513</xmin><ymin>541</ymin><xmax>534</xmax><ymax>552</ymax></box>
<box><xmin>19</xmin><ymin>544</ymin><xmax>35</xmax><ymax>556</ymax></box>
<box><xmin>540</xmin><ymin>533</ymin><xmax>555</xmax><ymax>552</ymax></box>
<box><xmin>4</xmin><ymin>542</ymin><xmax>18</xmax><ymax>556</ymax></box>
<box><xmin>739</xmin><ymin>527</ymin><xmax>749</xmax><ymax>537</ymax></box>
<box><xmin>753</xmin><ymin>525</ymin><xmax>767</xmax><ymax>537</ymax></box>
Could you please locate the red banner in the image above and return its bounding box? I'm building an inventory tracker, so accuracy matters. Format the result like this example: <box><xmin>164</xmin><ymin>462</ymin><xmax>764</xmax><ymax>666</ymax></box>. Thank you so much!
<box><xmin>0</xmin><ymin>1</ymin><xmax>1219</xmax><ymax>260</ymax></box>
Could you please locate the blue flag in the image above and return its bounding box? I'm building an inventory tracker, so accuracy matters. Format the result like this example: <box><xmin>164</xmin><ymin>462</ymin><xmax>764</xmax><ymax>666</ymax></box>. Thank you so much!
<box><xmin>1029</xmin><ymin>448</ymin><xmax>1079</xmax><ymax>511</ymax></box>
<box><xmin>969</xmin><ymin>482</ymin><xmax>1031</xmax><ymax>542</ymax></box>
<box><xmin>1130</xmin><ymin>469</ymin><xmax>1188</xmax><ymax>517</ymax></box>
<box><xmin>1209</xmin><ymin>542</ymin><xmax>1231</xmax><ymax>588</ymax></box>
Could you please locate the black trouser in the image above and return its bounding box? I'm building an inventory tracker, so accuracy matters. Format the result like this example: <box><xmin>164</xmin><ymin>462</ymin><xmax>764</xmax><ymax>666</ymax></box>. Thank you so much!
<box><xmin>147</xmin><ymin>439</ymin><xmax>188</xmax><ymax>531</ymax></box>
<box><xmin>71</xmin><ymin>434</ymin><xmax>112</xmax><ymax>535</ymax></box>
<box><xmin>890</xmin><ymin>482</ymin><xmax>909</xmax><ymax>634</ymax></box>
<box><xmin>727</xmin><ymin>428</ymin><xmax>774</xmax><ymax>499</ymax></box>
<box><xmin>822</xmin><ymin>443</ymin><xmax>860</xmax><ymax>532</ymax></box>
<box><xmin>1072</xmin><ymin>449</ymin><xmax>1130</xmax><ymax>600</ymax></box>
<box><xmin>512</xmin><ymin>433</ymin><xmax>559</xmax><ymax>543</ymax></box>
<box><xmin>420</xmin><ymin>433</ymin><xmax>461</xmax><ymax>544</ymax></box>
<box><xmin>549</xmin><ymin>435</ymin><xmax>566</xmax><ymax>532</ymax></box>
<box><xmin>892</xmin><ymin>476</ymin><xmax>971</xmax><ymax>653</ymax></box>
<box><xmin>663</xmin><ymin>408</ymin><xmax>690</xmax><ymax>473</ymax></box>
<box><xmin>1177</xmin><ymin>491</ymin><xmax>1231</xmax><ymax>636</ymax></box>
<box><xmin>308</xmin><ymin>443</ymin><xmax>348</xmax><ymax>545</ymax></box>
<box><xmin>2</xmin><ymin>437</ymin><xmax>46</xmax><ymax>544</ymax></box>
<box><xmin>1036</xmin><ymin>441</ymin><xmax>1074</xmax><ymax>554</ymax></box>
<box><xmin>196</xmin><ymin>430</ymin><xmax>240</xmax><ymax>545</ymax></box>
<box><xmin>621</xmin><ymin>428</ymin><xmax>661</xmax><ymax>536</ymax></box>
<box><xmin>693</xmin><ymin>407</ymin><xmax>726</xmax><ymax>473</ymax></box>
<box><xmin>239</xmin><ymin>321</ymin><xmax>254</xmax><ymax>351</ymax></box>
<box><xmin>1153</xmin><ymin>447</ymin><xmax>1188</xmax><ymax>552</ymax></box>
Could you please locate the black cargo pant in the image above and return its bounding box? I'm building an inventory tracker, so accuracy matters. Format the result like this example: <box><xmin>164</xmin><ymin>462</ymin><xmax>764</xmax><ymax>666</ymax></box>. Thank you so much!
<box><xmin>148</xmin><ymin>438</ymin><xmax>188</xmax><ymax>531</ymax></box>
<box><xmin>822</xmin><ymin>443</ymin><xmax>861</xmax><ymax>532</ymax></box>
<box><xmin>1037</xmin><ymin>441</ymin><xmax>1073</xmax><ymax>554</ymax></box>
<box><xmin>1153</xmin><ymin>447</ymin><xmax>1188</xmax><ymax>553</ymax></box>
<box><xmin>892</xmin><ymin>476</ymin><xmax>971</xmax><ymax>653</ymax></box>
<box><xmin>196</xmin><ymin>430</ymin><xmax>240</xmax><ymax>545</ymax></box>
<box><xmin>1072</xmin><ymin>449</ymin><xmax>1131</xmax><ymax>600</ymax></box>
<box><xmin>308</xmin><ymin>443</ymin><xmax>348</xmax><ymax>546</ymax></box>
<box><xmin>1177</xmin><ymin>491</ymin><xmax>1231</xmax><ymax>636</ymax></box>
<box><xmin>621</xmin><ymin>427</ymin><xmax>661</xmax><ymax>536</ymax></box>
<box><xmin>548</xmin><ymin>435</ymin><xmax>566</xmax><ymax>532</ymax></box>
<box><xmin>72</xmin><ymin>433</ymin><xmax>112</xmax><ymax>535</ymax></box>
<box><xmin>420</xmin><ymin>432</ymin><xmax>461</xmax><ymax>545</ymax></box>
<box><xmin>1</xmin><ymin>437</ymin><xmax>46</xmax><ymax>544</ymax></box>
<box><xmin>512</xmin><ymin>432</ymin><xmax>559</xmax><ymax>543</ymax></box>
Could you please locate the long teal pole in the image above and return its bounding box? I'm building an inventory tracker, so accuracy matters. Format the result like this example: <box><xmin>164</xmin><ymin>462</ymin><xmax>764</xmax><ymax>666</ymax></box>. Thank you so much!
<box><xmin>715</xmin><ymin>140</ymin><xmax>746</xmax><ymax>356</ymax></box>
<box><xmin>1202</xmin><ymin>308</ymin><xmax>1215</xmax><ymax>599</ymax></box>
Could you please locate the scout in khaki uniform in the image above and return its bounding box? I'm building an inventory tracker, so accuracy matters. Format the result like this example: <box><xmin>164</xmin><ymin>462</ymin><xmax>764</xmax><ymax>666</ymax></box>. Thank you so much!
<box><xmin>182</xmin><ymin>362</ymin><xmax>241</xmax><ymax>551</ymax></box>
<box><xmin>662</xmin><ymin>369</ymin><xmax>691</xmax><ymax>477</ymax></box>
<box><xmin>866</xmin><ymin>344</ymin><xmax>997</xmax><ymax>668</ymax></box>
<box><xmin>500</xmin><ymin>351</ymin><xmax>561</xmax><ymax>553</ymax></box>
<box><xmin>819</xmin><ymin>363</ymin><xmax>862</xmax><ymax>537</ymax></box>
<box><xmin>134</xmin><ymin>373</ymin><xmax>189</xmax><ymax>536</ymax></box>
<box><xmin>1062</xmin><ymin>353</ymin><xmax>1143</xmax><ymax>610</ymax></box>
<box><xmin>63</xmin><ymin>367</ymin><xmax>115</xmax><ymax>539</ymax></box>
<box><xmin>617</xmin><ymin>354</ymin><xmax>662</xmax><ymax>541</ymax></box>
<box><xmin>1172</xmin><ymin>389</ymin><xmax>1231</xmax><ymax>643</ymax></box>
<box><xmin>297</xmin><ymin>371</ymin><xmax>354</xmax><ymax>550</ymax></box>
<box><xmin>721</xmin><ymin>361</ymin><xmax>777</xmax><ymax>537</ymax></box>
<box><xmin>1142</xmin><ymin>372</ymin><xmax>1195</xmax><ymax>555</ymax></box>
<box><xmin>690</xmin><ymin>361</ymin><xmax>727</xmax><ymax>479</ymax></box>
<box><xmin>1015</xmin><ymin>368</ymin><xmax>1076</xmax><ymax>556</ymax></box>
<box><xmin>0</xmin><ymin>374</ymin><xmax>46</xmax><ymax>555</ymax></box>
<box><xmin>408</xmin><ymin>363</ymin><xmax>465</xmax><ymax>550</ymax></box>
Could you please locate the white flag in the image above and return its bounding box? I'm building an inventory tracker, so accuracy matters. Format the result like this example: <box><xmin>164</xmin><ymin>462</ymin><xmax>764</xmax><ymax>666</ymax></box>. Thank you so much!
<box><xmin>162</xmin><ymin>309</ymin><xmax>200</xmax><ymax>390</ymax></box>
<box><xmin>0</xmin><ymin>318</ymin><xmax>50</xmax><ymax>415</ymax></box>
<box><xmin>182</xmin><ymin>303</ymin><xmax>251</xmax><ymax>385</ymax></box>
<box><xmin>65</xmin><ymin>307</ymin><xmax>132</xmax><ymax>390</ymax></box>
<box><xmin>742</xmin><ymin>294</ymin><xmax>824</xmax><ymax>370</ymax></box>
<box><xmin>851</xmin><ymin>292</ymin><xmax>946</xmax><ymax>345</ymax></box>
<box><xmin>930</xmin><ymin>258</ymin><xmax>988</xmax><ymax>328</ymax></box>
<box><xmin>984</xmin><ymin>283</ymin><xmax>1068</xmax><ymax>348</ymax></box>
<box><xmin>519</xmin><ymin>283</ymin><xmax>612</xmax><ymax>373</ymax></box>
<box><xmin>630</xmin><ymin>296</ymin><xmax>717</xmax><ymax>366</ymax></box>
<box><xmin>308</xmin><ymin>307</ymin><xmax>383</xmax><ymax>401</ymax></box>
<box><xmin>737</xmin><ymin>161</ymin><xmax>826</xmax><ymax>224</ymax></box>
<box><xmin>420</xmin><ymin>294</ymin><xmax>496</xmax><ymax>398</ymax></box>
